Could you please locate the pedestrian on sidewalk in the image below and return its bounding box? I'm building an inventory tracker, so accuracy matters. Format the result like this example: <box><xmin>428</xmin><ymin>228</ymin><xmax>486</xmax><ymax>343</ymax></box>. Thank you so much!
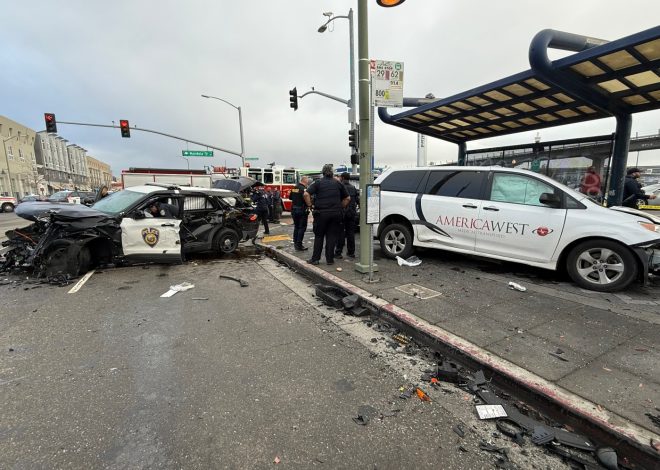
<box><xmin>290</xmin><ymin>176</ymin><xmax>310</xmax><ymax>251</ymax></box>
<box><xmin>265</xmin><ymin>188</ymin><xmax>274</xmax><ymax>222</ymax></box>
<box><xmin>335</xmin><ymin>172</ymin><xmax>359</xmax><ymax>259</ymax></box>
<box><xmin>304</xmin><ymin>164</ymin><xmax>350</xmax><ymax>265</ymax></box>
<box><xmin>251</xmin><ymin>186</ymin><xmax>270</xmax><ymax>235</ymax></box>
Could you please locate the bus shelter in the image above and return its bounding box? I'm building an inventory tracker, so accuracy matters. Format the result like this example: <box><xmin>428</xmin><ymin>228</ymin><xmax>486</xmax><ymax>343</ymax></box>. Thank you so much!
<box><xmin>379</xmin><ymin>26</ymin><xmax>660</xmax><ymax>206</ymax></box>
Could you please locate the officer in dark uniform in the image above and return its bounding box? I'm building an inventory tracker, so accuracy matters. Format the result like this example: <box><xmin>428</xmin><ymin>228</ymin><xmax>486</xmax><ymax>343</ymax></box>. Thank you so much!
<box><xmin>303</xmin><ymin>164</ymin><xmax>350</xmax><ymax>265</ymax></box>
<box><xmin>251</xmin><ymin>186</ymin><xmax>270</xmax><ymax>235</ymax></box>
<box><xmin>289</xmin><ymin>176</ymin><xmax>310</xmax><ymax>251</ymax></box>
<box><xmin>335</xmin><ymin>172</ymin><xmax>359</xmax><ymax>259</ymax></box>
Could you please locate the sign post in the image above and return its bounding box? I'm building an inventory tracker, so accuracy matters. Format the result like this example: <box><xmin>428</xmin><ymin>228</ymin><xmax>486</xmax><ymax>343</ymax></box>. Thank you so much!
<box><xmin>365</xmin><ymin>184</ymin><xmax>381</xmax><ymax>283</ymax></box>
<box><xmin>182</xmin><ymin>150</ymin><xmax>214</xmax><ymax>157</ymax></box>
<box><xmin>370</xmin><ymin>60</ymin><xmax>404</xmax><ymax>107</ymax></box>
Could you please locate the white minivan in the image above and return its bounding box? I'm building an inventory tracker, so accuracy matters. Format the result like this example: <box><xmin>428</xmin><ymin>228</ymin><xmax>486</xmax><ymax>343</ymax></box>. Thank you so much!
<box><xmin>374</xmin><ymin>167</ymin><xmax>660</xmax><ymax>292</ymax></box>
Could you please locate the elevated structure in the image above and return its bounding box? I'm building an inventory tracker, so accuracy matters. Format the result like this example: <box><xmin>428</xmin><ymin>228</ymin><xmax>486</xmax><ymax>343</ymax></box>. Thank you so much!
<box><xmin>379</xmin><ymin>26</ymin><xmax>660</xmax><ymax>205</ymax></box>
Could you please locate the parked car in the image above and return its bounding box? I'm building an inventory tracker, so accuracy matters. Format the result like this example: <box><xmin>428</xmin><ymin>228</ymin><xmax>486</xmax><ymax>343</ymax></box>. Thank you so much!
<box><xmin>1</xmin><ymin>196</ymin><xmax>17</xmax><ymax>212</ymax></box>
<box><xmin>640</xmin><ymin>184</ymin><xmax>660</xmax><ymax>206</ymax></box>
<box><xmin>374</xmin><ymin>167</ymin><xmax>660</xmax><ymax>292</ymax></box>
<box><xmin>2</xmin><ymin>184</ymin><xmax>259</xmax><ymax>277</ymax></box>
<box><xmin>18</xmin><ymin>194</ymin><xmax>44</xmax><ymax>204</ymax></box>
<box><xmin>47</xmin><ymin>190</ymin><xmax>96</xmax><ymax>205</ymax></box>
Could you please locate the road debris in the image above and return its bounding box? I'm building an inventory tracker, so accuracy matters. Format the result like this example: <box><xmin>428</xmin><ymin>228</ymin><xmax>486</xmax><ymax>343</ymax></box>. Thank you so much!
<box><xmin>396</xmin><ymin>255</ymin><xmax>422</xmax><ymax>267</ymax></box>
<box><xmin>452</xmin><ymin>424</ymin><xmax>466</xmax><ymax>438</ymax></box>
<box><xmin>160</xmin><ymin>282</ymin><xmax>195</xmax><ymax>298</ymax></box>
<box><xmin>548</xmin><ymin>352</ymin><xmax>569</xmax><ymax>362</ymax></box>
<box><xmin>415</xmin><ymin>387</ymin><xmax>431</xmax><ymax>402</ymax></box>
<box><xmin>67</xmin><ymin>269</ymin><xmax>96</xmax><ymax>294</ymax></box>
<box><xmin>646</xmin><ymin>409</ymin><xmax>660</xmax><ymax>429</ymax></box>
<box><xmin>352</xmin><ymin>405</ymin><xmax>378</xmax><ymax>425</ymax></box>
<box><xmin>507</xmin><ymin>281</ymin><xmax>527</xmax><ymax>292</ymax></box>
<box><xmin>273</xmin><ymin>456</ymin><xmax>281</xmax><ymax>464</ymax></box>
<box><xmin>476</xmin><ymin>404</ymin><xmax>508</xmax><ymax>420</ymax></box>
<box><xmin>218</xmin><ymin>274</ymin><xmax>249</xmax><ymax>287</ymax></box>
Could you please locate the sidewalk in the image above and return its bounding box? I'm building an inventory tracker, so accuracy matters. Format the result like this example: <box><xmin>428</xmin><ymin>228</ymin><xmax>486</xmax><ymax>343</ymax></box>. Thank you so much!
<box><xmin>258</xmin><ymin>216</ymin><xmax>660</xmax><ymax>461</ymax></box>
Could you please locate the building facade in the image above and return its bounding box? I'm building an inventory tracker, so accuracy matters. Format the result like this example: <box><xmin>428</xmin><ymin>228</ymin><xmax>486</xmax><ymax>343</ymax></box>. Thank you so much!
<box><xmin>34</xmin><ymin>132</ymin><xmax>92</xmax><ymax>191</ymax></box>
<box><xmin>86</xmin><ymin>155</ymin><xmax>112</xmax><ymax>189</ymax></box>
<box><xmin>0</xmin><ymin>115</ymin><xmax>39</xmax><ymax>198</ymax></box>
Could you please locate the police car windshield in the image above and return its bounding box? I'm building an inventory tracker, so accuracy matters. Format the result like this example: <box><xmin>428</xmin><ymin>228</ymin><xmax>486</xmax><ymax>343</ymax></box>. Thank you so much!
<box><xmin>92</xmin><ymin>190</ymin><xmax>147</xmax><ymax>216</ymax></box>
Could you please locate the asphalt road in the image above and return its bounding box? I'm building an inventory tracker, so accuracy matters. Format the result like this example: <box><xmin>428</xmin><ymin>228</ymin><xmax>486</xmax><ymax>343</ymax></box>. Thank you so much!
<box><xmin>0</xmin><ymin>252</ymin><xmax>571</xmax><ymax>469</ymax></box>
<box><xmin>0</xmin><ymin>212</ymin><xmax>24</xmax><ymax>242</ymax></box>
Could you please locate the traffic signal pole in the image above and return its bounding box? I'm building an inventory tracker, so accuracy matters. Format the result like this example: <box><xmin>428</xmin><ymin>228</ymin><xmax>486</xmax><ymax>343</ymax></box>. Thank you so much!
<box><xmin>355</xmin><ymin>0</ymin><xmax>376</xmax><ymax>275</ymax></box>
<box><xmin>55</xmin><ymin>121</ymin><xmax>240</xmax><ymax>157</ymax></box>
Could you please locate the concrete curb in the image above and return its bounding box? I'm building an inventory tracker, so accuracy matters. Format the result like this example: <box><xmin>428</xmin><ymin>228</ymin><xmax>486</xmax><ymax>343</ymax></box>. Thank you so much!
<box><xmin>257</xmin><ymin>240</ymin><xmax>659</xmax><ymax>465</ymax></box>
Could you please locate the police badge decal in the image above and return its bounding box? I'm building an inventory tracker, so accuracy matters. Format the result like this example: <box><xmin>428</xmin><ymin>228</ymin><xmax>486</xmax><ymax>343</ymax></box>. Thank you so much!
<box><xmin>142</xmin><ymin>227</ymin><xmax>160</xmax><ymax>247</ymax></box>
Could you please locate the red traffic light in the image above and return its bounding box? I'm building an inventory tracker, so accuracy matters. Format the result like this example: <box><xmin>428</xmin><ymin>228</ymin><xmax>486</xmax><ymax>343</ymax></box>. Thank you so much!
<box><xmin>119</xmin><ymin>119</ymin><xmax>131</xmax><ymax>138</ymax></box>
<box><xmin>44</xmin><ymin>113</ymin><xmax>57</xmax><ymax>133</ymax></box>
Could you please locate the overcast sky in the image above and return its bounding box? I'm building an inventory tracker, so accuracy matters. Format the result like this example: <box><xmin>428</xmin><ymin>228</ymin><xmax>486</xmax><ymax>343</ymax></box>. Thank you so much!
<box><xmin>2</xmin><ymin>0</ymin><xmax>659</xmax><ymax>175</ymax></box>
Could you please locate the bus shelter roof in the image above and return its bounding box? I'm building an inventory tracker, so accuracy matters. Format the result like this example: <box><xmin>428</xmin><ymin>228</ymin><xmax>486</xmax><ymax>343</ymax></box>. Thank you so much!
<box><xmin>379</xmin><ymin>26</ymin><xmax>660</xmax><ymax>144</ymax></box>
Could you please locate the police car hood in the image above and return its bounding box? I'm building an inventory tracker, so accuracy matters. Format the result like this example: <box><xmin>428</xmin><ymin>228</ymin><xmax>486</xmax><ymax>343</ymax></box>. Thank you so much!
<box><xmin>15</xmin><ymin>201</ymin><xmax>110</xmax><ymax>222</ymax></box>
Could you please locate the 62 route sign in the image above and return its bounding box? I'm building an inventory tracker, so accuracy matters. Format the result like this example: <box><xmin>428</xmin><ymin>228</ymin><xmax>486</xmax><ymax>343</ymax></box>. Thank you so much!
<box><xmin>182</xmin><ymin>150</ymin><xmax>214</xmax><ymax>157</ymax></box>
<box><xmin>370</xmin><ymin>60</ymin><xmax>404</xmax><ymax>107</ymax></box>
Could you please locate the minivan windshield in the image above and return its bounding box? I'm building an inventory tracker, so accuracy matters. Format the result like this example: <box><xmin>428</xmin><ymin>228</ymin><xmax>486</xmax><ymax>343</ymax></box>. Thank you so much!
<box><xmin>92</xmin><ymin>190</ymin><xmax>146</xmax><ymax>216</ymax></box>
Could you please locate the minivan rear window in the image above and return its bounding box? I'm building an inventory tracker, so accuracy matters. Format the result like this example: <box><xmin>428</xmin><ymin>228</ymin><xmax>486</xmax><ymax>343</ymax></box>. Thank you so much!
<box><xmin>380</xmin><ymin>170</ymin><xmax>426</xmax><ymax>193</ymax></box>
<box><xmin>425</xmin><ymin>171</ymin><xmax>485</xmax><ymax>199</ymax></box>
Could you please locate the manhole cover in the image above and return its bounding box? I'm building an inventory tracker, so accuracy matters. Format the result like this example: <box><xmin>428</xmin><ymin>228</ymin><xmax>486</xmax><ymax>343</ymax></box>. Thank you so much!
<box><xmin>395</xmin><ymin>283</ymin><xmax>441</xmax><ymax>300</ymax></box>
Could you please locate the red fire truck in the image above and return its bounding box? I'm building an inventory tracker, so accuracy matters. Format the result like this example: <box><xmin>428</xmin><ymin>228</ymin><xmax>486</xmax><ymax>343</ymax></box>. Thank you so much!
<box><xmin>212</xmin><ymin>165</ymin><xmax>299</xmax><ymax>211</ymax></box>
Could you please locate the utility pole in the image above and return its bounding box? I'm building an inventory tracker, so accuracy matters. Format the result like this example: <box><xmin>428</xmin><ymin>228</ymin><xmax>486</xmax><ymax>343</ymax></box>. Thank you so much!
<box><xmin>355</xmin><ymin>0</ymin><xmax>376</xmax><ymax>274</ymax></box>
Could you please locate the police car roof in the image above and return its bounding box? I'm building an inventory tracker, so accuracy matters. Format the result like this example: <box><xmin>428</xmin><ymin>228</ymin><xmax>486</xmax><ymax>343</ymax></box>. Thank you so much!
<box><xmin>123</xmin><ymin>185</ymin><xmax>240</xmax><ymax>197</ymax></box>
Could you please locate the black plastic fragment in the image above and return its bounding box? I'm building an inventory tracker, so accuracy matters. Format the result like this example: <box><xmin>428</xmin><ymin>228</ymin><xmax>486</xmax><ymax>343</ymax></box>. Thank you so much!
<box><xmin>531</xmin><ymin>426</ymin><xmax>554</xmax><ymax>445</ymax></box>
<box><xmin>341</xmin><ymin>294</ymin><xmax>359</xmax><ymax>310</ymax></box>
<box><xmin>452</xmin><ymin>424</ymin><xmax>465</xmax><ymax>438</ymax></box>
<box><xmin>352</xmin><ymin>405</ymin><xmax>377</xmax><ymax>425</ymax></box>
<box><xmin>436</xmin><ymin>360</ymin><xmax>459</xmax><ymax>383</ymax></box>
<box><xmin>315</xmin><ymin>284</ymin><xmax>346</xmax><ymax>309</ymax></box>
<box><xmin>595</xmin><ymin>447</ymin><xmax>618</xmax><ymax>470</ymax></box>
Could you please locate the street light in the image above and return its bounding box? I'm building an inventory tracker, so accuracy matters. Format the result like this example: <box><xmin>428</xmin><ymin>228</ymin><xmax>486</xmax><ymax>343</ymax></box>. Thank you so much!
<box><xmin>317</xmin><ymin>9</ymin><xmax>357</xmax><ymax>174</ymax></box>
<box><xmin>354</xmin><ymin>0</ymin><xmax>405</xmax><ymax>275</ymax></box>
<box><xmin>179</xmin><ymin>155</ymin><xmax>190</xmax><ymax>170</ymax></box>
<box><xmin>201</xmin><ymin>94</ymin><xmax>246</xmax><ymax>167</ymax></box>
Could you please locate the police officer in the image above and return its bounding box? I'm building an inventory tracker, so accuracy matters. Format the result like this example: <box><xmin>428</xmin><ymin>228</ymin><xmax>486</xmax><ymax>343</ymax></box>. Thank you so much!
<box><xmin>251</xmin><ymin>186</ymin><xmax>270</xmax><ymax>235</ymax></box>
<box><xmin>303</xmin><ymin>164</ymin><xmax>350</xmax><ymax>265</ymax></box>
<box><xmin>289</xmin><ymin>176</ymin><xmax>310</xmax><ymax>251</ymax></box>
<box><xmin>335</xmin><ymin>172</ymin><xmax>358</xmax><ymax>259</ymax></box>
<box><xmin>272</xmin><ymin>188</ymin><xmax>282</xmax><ymax>223</ymax></box>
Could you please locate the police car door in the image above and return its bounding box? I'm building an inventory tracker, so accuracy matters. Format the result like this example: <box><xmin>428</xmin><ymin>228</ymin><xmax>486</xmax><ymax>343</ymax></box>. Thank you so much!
<box><xmin>474</xmin><ymin>172</ymin><xmax>566</xmax><ymax>263</ymax></box>
<box><xmin>120</xmin><ymin>198</ymin><xmax>182</xmax><ymax>263</ymax></box>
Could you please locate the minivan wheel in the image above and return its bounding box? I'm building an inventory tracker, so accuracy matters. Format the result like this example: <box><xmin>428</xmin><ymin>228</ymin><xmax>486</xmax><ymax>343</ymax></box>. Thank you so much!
<box><xmin>214</xmin><ymin>228</ymin><xmax>240</xmax><ymax>254</ymax></box>
<box><xmin>566</xmin><ymin>240</ymin><xmax>637</xmax><ymax>292</ymax></box>
<box><xmin>379</xmin><ymin>223</ymin><xmax>413</xmax><ymax>259</ymax></box>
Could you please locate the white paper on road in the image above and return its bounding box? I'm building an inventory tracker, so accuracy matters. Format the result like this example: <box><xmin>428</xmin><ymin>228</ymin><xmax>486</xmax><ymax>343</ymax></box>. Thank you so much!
<box><xmin>160</xmin><ymin>282</ymin><xmax>195</xmax><ymax>298</ymax></box>
<box><xmin>476</xmin><ymin>404</ymin><xmax>508</xmax><ymax>420</ymax></box>
<box><xmin>396</xmin><ymin>255</ymin><xmax>422</xmax><ymax>267</ymax></box>
<box><xmin>68</xmin><ymin>270</ymin><xmax>96</xmax><ymax>294</ymax></box>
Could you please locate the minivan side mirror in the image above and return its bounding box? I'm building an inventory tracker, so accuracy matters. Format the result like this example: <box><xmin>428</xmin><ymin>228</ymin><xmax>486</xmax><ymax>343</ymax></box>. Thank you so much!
<box><xmin>539</xmin><ymin>192</ymin><xmax>561</xmax><ymax>208</ymax></box>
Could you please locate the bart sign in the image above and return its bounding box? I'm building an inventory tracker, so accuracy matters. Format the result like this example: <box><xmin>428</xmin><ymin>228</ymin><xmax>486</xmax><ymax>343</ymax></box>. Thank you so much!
<box><xmin>370</xmin><ymin>60</ymin><xmax>404</xmax><ymax>107</ymax></box>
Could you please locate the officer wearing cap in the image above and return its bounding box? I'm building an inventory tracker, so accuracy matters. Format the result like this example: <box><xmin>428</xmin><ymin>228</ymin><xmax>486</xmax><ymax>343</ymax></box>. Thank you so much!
<box><xmin>303</xmin><ymin>164</ymin><xmax>350</xmax><ymax>265</ymax></box>
<box><xmin>335</xmin><ymin>172</ymin><xmax>359</xmax><ymax>259</ymax></box>
<box><xmin>289</xmin><ymin>176</ymin><xmax>310</xmax><ymax>251</ymax></box>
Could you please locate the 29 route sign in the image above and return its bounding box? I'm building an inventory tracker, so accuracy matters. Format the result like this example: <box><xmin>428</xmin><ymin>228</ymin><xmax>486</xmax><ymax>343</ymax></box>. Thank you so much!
<box><xmin>370</xmin><ymin>60</ymin><xmax>404</xmax><ymax>107</ymax></box>
<box><xmin>182</xmin><ymin>150</ymin><xmax>214</xmax><ymax>157</ymax></box>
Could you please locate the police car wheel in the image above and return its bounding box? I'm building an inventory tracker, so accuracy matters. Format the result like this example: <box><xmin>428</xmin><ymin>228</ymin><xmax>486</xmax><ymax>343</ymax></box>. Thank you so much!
<box><xmin>380</xmin><ymin>223</ymin><xmax>413</xmax><ymax>260</ymax></box>
<box><xmin>214</xmin><ymin>228</ymin><xmax>240</xmax><ymax>254</ymax></box>
<box><xmin>2</xmin><ymin>203</ymin><xmax>14</xmax><ymax>213</ymax></box>
<box><xmin>566</xmin><ymin>239</ymin><xmax>637</xmax><ymax>292</ymax></box>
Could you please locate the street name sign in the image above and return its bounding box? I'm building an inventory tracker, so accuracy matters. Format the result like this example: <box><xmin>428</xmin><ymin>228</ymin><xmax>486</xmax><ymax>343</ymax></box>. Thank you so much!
<box><xmin>182</xmin><ymin>150</ymin><xmax>214</xmax><ymax>157</ymax></box>
<box><xmin>370</xmin><ymin>60</ymin><xmax>404</xmax><ymax>107</ymax></box>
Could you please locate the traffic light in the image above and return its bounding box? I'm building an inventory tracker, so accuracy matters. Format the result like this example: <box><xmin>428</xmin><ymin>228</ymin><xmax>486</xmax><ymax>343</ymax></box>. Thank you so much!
<box><xmin>348</xmin><ymin>127</ymin><xmax>359</xmax><ymax>149</ymax></box>
<box><xmin>44</xmin><ymin>113</ymin><xmax>57</xmax><ymax>133</ymax></box>
<box><xmin>351</xmin><ymin>151</ymin><xmax>359</xmax><ymax>165</ymax></box>
<box><xmin>119</xmin><ymin>119</ymin><xmax>130</xmax><ymax>138</ymax></box>
<box><xmin>289</xmin><ymin>87</ymin><xmax>298</xmax><ymax>111</ymax></box>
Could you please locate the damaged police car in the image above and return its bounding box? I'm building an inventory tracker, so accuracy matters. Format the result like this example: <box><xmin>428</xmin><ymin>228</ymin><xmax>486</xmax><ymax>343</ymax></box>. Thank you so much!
<box><xmin>1</xmin><ymin>184</ymin><xmax>258</xmax><ymax>277</ymax></box>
